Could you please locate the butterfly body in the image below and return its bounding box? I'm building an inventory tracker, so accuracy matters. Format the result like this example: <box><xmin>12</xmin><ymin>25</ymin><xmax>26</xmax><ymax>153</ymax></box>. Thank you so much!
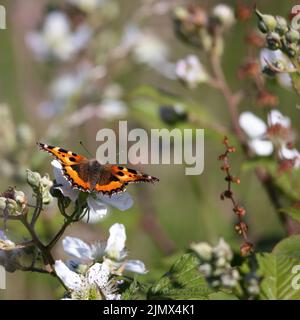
<box><xmin>38</xmin><ymin>143</ymin><xmax>159</xmax><ymax>195</ymax></box>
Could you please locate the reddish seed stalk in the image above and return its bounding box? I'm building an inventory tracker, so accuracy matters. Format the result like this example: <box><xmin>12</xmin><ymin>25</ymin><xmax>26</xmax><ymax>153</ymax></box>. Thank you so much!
<box><xmin>219</xmin><ymin>136</ymin><xmax>254</xmax><ymax>256</ymax></box>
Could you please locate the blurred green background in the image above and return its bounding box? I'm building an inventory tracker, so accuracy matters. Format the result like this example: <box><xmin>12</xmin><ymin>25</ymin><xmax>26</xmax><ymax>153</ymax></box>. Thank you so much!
<box><xmin>0</xmin><ymin>0</ymin><xmax>299</xmax><ymax>299</ymax></box>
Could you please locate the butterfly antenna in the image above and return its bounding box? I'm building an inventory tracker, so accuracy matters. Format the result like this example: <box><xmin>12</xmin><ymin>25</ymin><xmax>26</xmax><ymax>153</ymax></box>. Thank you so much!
<box><xmin>79</xmin><ymin>141</ymin><xmax>93</xmax><ymax>157</ymax></box>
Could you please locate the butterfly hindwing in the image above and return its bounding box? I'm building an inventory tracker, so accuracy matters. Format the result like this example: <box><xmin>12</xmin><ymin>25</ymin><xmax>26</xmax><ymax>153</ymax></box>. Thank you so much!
<box><xmin>109</xmin><ymin>165</ymin><xmax>159</xmax><ymax>184</ymax></box>
<box><xmin>93</xmin><ymin>165</ymin><xmax>159</xmax><ymax>195</ymax></box>
<box><xmin>63</xmin><ymin>164</ymin><xmax>91</xmax><ymax>192</ymax></box>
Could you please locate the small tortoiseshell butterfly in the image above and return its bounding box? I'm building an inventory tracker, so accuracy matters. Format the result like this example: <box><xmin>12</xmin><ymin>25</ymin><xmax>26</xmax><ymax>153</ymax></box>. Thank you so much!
<box><xmin>38</xmin><ymin>143</ymin><xmax>159</xmax><ymax>195</ymax></box>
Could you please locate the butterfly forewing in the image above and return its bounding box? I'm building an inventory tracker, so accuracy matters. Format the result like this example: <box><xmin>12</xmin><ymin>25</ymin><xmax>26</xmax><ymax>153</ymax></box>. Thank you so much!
<box><xmin>38</xmin><ymin>143</ymin><xmax>87</xmax><ymax>165</ymax></box>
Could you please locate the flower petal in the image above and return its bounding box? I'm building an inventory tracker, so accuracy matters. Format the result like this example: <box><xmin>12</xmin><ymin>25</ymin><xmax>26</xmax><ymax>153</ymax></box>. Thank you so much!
<box><xmin>106</xmin><ymin>294</ymin><xmax>121</xmax><ymax>300</ymax></box>
<box><xmin>239</xmin><ymin>112</ymin><xmax>267</xmax><ymax>138</ymax></box>
<box><xmin>105</xmin><ymin>223</ymin><xmax>126</xmax><ymax>260</ymax></box>
<box><xmin>268</xmin><ymin>109</ymin><xmax>291</xmax><ymax>128</ymax></box>
<box><xmin>260</xmin><ymin>49</ymin><xmax>286</xmax><ymax>69</ymax></box>
<box><xmin>124</xmin><ymin>260</ymin><xmax>147</xmax><ymax>274</ymax></box>
<box><xmin>249</xmin><ymin>138</ymin><xmax>273</xmax><ymax>156</ymax></box>
<box><xmin>25</xmin><ymin>32</ymin><xmax>48</xmax><ymax>61</ymax></box>
<box><xmin>176</xmin><ymin>55</ymin><xmax>208</xmax><ymax>87</ymax></box>
<box><xmin>90</xmin><ymin>242</ymin><xmax>105</xmax><ymax>260</ymax></box>
<box><xmin>280</xmin><ymin>145</ymin><xmax>300</xmax><ymax>160</ymax></box>
<box><xmin>51</xmin><ymin>160</ymin><xmax>79</xmax><ymax>201</ymax></box>
<box><xmin>82</xmin><ymin>196</ymin><xmax>108</xmax><ymax>223</ymax></box>
<box><xmin>260</xmin><ymin>48</ymin><xmax>293</xmax><ymax>89</ymax></box>
<box><xmin>54</xmin><ymin>260</ymin><xmax>83</xmax><ymax>291</ymax></box>
<box><xmin>278</xmin><ymin>73</ymin><xmax>292</xmax><ymax>89</ymax></box>
<box><xmin>87</xmin><ymin>263</ymin><xmax>110</xmax><ymax>288</ymax></box>
<box><xmin>0</xmin><ymin>230</ymin><xmax>8</xmax><ymax>241</ymax></box>
<box><xmin>98</xmin><ymin>192</ymin><xmax>133</xmax><ymax>211</ymax></box>
<box><xmin>63</xmin><ymin>237</ymin><xmax>93</xmax><ymax>261</ymax></box>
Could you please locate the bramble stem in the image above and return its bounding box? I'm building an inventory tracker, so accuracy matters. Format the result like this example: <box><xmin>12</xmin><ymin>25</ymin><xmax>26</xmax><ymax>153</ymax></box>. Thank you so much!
<box><xmin>208</xmin><ymin>34</ymin><xmax>291</xmax><ymax>235</ymax></box>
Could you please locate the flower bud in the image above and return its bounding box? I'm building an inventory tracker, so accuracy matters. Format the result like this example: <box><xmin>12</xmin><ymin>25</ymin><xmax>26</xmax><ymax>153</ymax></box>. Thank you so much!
<box><xmin>199</xmin><ymin>263</ymin><xmax>212</xmax><ymax>276</ymax></box>
<box><xmin>40</xmin><ymin>175</ymin><xmax>53</xmax><ymax>204</ymax></box>
<box><xmin>256</xmin><ymin>10</ymin><xmax>277</xmax><ymax>33</ymax></box>
<box><xmin>213</xmin><ymin>238</ymin><xmax>233</xmax><ymax>261</ymax></box>
<box><xmin>173</xmin><ymin>6</ymin><xmax>188</xmax><ymax>21</ymax></box>
<box><xmin>266</xmin><ymin>32</ymin><xmax>281</xmax><ymax>50</ymax></box>
<box><xmin>258</xmin><ymin>20</ymin><xmax>268</xmax><ymax>34</ymax></box>
<box><xmin>14</xmin><ymin>190</ymin><xmax>26</xmax><ymax>206</ymax></box>
<box><xmin>211</xmin><ymin>279</ymin><xmax>221</xmax><ymax>288</ymax></box>
<box><xmin>220</xmin><ymin>269</ymin><xmax>240</xmax><ymax>288</ymax></box>
<box><xmin>285</xmin><ymin>43</ymin><xmax>297</xmax><ymax>57</ymax></box>
<box><xmin>285</xmin><ymin>28</ymin><xmax>300</xmax><ymax>43</ymax></box>
<box><xmin>26</xmin><ymin>170</ymin><xmax>41</xmax><ymax>189</ymax></box>
<box><xmin>212</xmin><ymin>4</ymin><xmax>235</xmax><ymax>29</ymax></box>
<box><xmin>215</xmin><ymin>256</ymin><xmax>227</xmax><ymax>268</ymax></box>
<box><xmin>191</xmin><ymin>242</ymin><xmax>213</xmax><ymax>261</ymax></box>
<box><xmin>0</xmin><ymin>197</ymin><xmax>6</xmax><ymax>210</ymax></box>
<box><xmin>246</xmin><ymin>277</ymin><xmax>260</xmax><ymax>296</ymax></box>
<box><xmin>275</xmin><ymin>16</ymin><xmax>288</xmax><ymax>35</ymax></box>
<box><xmin>6</xmin><ymin>198</ymin><xmax>18</xmax><ymax>215</ymax></box>
<box><xmin>40</xmin><ymin>175</ymin><xmax>53</xmax><ymax>189</ymax></box>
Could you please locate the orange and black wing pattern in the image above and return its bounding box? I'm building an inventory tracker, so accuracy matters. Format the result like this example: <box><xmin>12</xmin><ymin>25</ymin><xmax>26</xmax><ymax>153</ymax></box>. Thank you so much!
<box><xmin>37</xmin><ymin>142</ymin><xmax>91</xmax><ymax>192</ymax></box>
<box><xmin>37</xmin><ymin>142</ymin><xmax>87</xmax><ymax>165</ymax></box>
<box><xmin>38</xmin><ymin>142</ymin><xmax>159</xmax><ymax>195</ymax></box>
<box><xmin>94</xmin><ymin>165</ymin><xmax>159</xmax><ymax>195</ymax></box>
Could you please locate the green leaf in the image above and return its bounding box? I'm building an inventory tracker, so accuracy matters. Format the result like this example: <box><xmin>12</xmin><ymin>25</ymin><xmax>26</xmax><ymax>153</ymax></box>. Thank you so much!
<box><xmin>280</xmin><ymin>207</ymin><xmax>300</xmax><ymax>224</ymax></box>
<box><xmin>257</xmin><ymin>252</ymin><xmax>300</xmax><ymax>300</ymax></box>
<box><xmin>290</xmin><ymin>72</ymin><xmax>300</xmax><ymax>96</ymax></box>
<box><xmin>208</xmin><ymin>292</ymin><xmax>239</xmax><ymax>300</ymax></box>
<box><xmin>147</xmin><ymin>253</ymin><xmax>213</xmax><ymax>300</ymax></box>
<box><xmin>121</xmin><ymin>278</ymin><xmax>141</xmax><ymax>300</ymax></box>
<box><xmin>273</xmin><ymin>234</ymin><xmax>300</xmax><ymax>259</ymax></box>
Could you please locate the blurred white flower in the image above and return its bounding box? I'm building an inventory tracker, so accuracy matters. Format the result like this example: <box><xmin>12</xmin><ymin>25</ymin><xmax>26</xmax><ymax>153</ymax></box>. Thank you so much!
<box><xmin>213</xmin><ymin>238</ymin><xmax>233</xmax><ymax>262</ymax></box>
<box><xmin>97</xmin><ymin>99</ymin><xmax>128</xmax><ymax>120</ymax></box>
<box><xmin>120</xmin><ymin>25</ymin><xmax>175</xmax><ymax>79</ymax></box>
<box><xmin>199</xmin><ymin>263</ymin><xmax>212</xmax><ymax>276</ymax></box>
<box><xmin>176</xmin><ymin>55</ymin><xmax>209</xmax><ymax>88</ymax></box>
<box><xmin>133</xmin><ymin>32</ymin><xmax>168</xmax><ymax>65</ymax></box>
<box><xmin>26</xmin><ymin>11</ymin><xmax>92</xmax><ymax>61</ymax></box>
<box><xmin>62</xmin><ymin>223</ymin><xmax>147</xmax><ymax>274</ymax></box>
<box><xmin>212</xmin><ymin>4</ymin><xmax>235</xmax><ymax>29</ymax></box>
<box><xmin>54</xmin><ymin>260</ymin><xmax>121</xmax><ymax>300</ymax></box>
<box><xmin>260</xmin><ymin>49</ymin><xmax>292</xmax><ymax>89</ymax></box>
<box><xmin>268</xmin><ymin>109</ymin><xmax>291</xmax><ymax>128</ymax></box>
<box><xmin>52</xmin><ymin>160</ymin><xmax>133</xmax><ymax>223</ymax></box>
<box><xmin>239</xmin><ymin>110</ymin><xmax>299</xmax><ymax>166</ymax></box>
<box><xmin>39</xmin><ymin>69</ymin><xmax>88</xmax><ymax>118</ymax></box>
<box><xmin>239</xmin><ymin>111</ymin><xmax>273</xmax><ymax>156</ymax></box>
<box><xmin>220</xmin><ymin>269</ymin><xmax>240</xmax><ymax>288</ymax></box>
<box><xmin>192</xmin><ymin>238</ymin><xmax>240</xmax><ymax>290</ymax></box>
